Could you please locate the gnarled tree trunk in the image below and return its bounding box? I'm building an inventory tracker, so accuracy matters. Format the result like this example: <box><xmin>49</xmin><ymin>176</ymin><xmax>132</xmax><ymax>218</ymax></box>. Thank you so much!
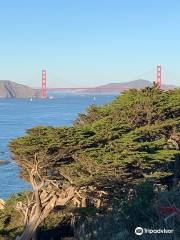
<box><xmin>15</xmin><ymin>168</ymin><xmax>75</xmax><ymax>240</ymax></box>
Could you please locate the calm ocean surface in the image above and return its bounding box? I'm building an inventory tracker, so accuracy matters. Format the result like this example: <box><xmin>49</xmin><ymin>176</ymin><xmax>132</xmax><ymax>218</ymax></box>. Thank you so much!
<box><xmin>0</xmin><ymin>93</ymin><xmax>115</xmax><ymax>199</ymax></box>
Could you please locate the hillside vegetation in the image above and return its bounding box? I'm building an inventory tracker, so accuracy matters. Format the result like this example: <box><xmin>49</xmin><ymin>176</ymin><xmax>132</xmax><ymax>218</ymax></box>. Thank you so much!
<box><xmin>0</xmin><ymin>86</ymin><xmax>180</xmax><ymax>240</ymax></box>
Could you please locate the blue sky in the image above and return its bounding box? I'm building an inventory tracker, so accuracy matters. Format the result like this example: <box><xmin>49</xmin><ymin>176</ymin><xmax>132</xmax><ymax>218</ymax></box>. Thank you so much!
<box><xmin>0</xmin><ymin>0</ymin><xmax>179</xmax><ymax>87</ymax></box>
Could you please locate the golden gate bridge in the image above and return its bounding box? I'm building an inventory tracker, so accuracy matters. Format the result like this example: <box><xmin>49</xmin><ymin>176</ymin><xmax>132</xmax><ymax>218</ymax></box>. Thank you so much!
<box><xmin>40</xmin><ymin>65</ymin><xmax>162</xmax><ymax>99</ymax></box>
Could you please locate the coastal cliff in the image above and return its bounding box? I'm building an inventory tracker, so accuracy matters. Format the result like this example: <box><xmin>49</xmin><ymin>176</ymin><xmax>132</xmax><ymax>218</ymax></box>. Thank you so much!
<box><xmin>0</xmin><ymin>80</ymin><xmax>40</xmax><ymax>98</ymax></box>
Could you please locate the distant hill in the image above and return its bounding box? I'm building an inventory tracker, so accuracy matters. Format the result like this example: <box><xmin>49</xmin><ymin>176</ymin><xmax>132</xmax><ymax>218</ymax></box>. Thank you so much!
<box><xmin>0</xmin><ymin>80</ymin><xmax>40</xmax><ymax>98</ymax></box>
<box><xmin>0</xmin><ymin>80</ymin><xmax>178</xmax><ymax>97</ymax></box>
<box><xmin>78</xmin><ymin>80</ymin><xmax>177</xmax><ymax>93</ymax></box>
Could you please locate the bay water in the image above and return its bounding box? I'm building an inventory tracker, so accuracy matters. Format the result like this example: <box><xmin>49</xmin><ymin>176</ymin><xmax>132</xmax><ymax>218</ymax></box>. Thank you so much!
<box><xmin>0</xmin><ymin>94</ymin><xmax>115</xmax><ymax>199</ymax></box>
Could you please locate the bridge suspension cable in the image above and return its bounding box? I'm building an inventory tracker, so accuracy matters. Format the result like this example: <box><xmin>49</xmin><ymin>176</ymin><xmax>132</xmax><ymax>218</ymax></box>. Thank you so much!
<box><xmin>40</xmin><ymin>65</ymin><xmax>170</xmax><ymax>96</ymax></box>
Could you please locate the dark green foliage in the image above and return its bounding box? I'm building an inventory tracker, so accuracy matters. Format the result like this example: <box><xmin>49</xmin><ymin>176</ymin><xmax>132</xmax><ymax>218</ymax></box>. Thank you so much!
<box><xmin>9</xmin><ymin>87</ymin><xmax>180</xmax><ymax>190</ymax></box>
<box><xmin>121</xmin><ymin>182</ymin><xmax>156</xmax><ymax>228</ymax></box>
<box><xmin>5</xmin><ymin>86</ymin><xmax>180</xmax><ymax>239</ymax></box>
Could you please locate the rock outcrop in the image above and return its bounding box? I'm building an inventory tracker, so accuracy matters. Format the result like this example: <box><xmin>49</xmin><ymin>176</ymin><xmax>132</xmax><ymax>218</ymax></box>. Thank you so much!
<box><xmin>0</xmin><ymin>160</ymin><xmax>10</xmax><ymax>165</ymax></box>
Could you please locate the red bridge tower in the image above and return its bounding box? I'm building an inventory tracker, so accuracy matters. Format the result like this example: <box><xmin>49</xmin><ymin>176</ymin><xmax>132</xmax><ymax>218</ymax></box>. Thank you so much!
<box><xmin>156</xmin><ymin>65</ymin><xmax>162</xmax><ymax>88</ymax></box>
<box><xmin>41</xmin><ymin>69</ymin><xmax>47</xmax><ymax>98</ymax></box>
